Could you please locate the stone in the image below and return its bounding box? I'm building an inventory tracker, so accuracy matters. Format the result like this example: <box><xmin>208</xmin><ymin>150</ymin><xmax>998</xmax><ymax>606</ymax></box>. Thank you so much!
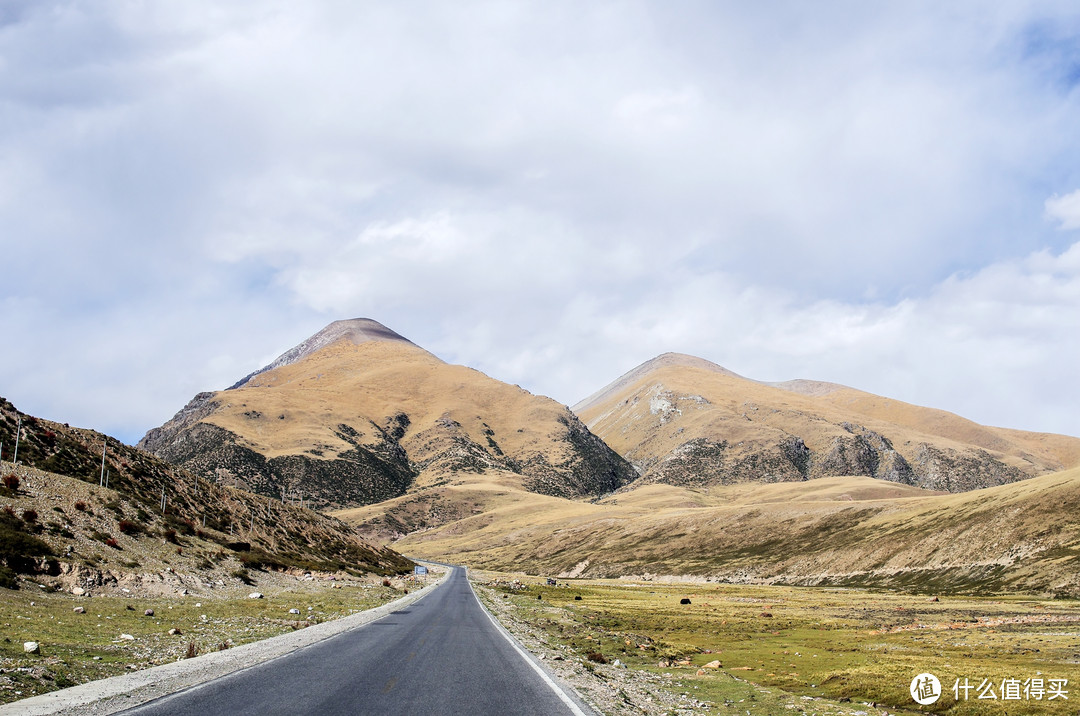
<box><xmin>72</xmin><ymin>587</ymin><xmax>85</xmax><ymax>596</ymax></box>
<box><xmin>289</xmin><ymin>608</ymin><xmax>300</xmax><ymax>615</ymax></box>
<box><xmin>119</xmin><ymin>634</ymin><xmax>135</xmax><ymax>641</ymax></box>
<box><xmin>704</xmin><ymin>660</ymin><xmax>722</xmax><ymax>669</ymax></box>
<box><xmin>248</xmin><ymin>592</ymin><xmax>263</xmax><ymax>599</ymax></box>
<box><xmin>23</xmin><ymin>642</ymin><xmax>40</xmax><ymax>654</ymax></box>
<box><xmin>680</xmin><ymin>598</ymin><xmax>691</xmax><ymax>605</ymax></box>
<box><xmin>144</xmin><ymin>609</ymin><xmax>155</xmax><ymax>617</ymax></box>
<box><xmin>168</xmin><ymin>628</ymin><xmax>182</xmax><ymax>636</ymax></box>
<box><xmin>73</xmin><ymin>607</ymin><xmax>85</xmax><ymax>614</ymax></box>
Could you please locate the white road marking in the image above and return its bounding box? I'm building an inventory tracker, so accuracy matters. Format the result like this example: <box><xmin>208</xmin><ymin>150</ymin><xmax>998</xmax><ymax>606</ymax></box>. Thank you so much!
<box><xmin>468</xmin><ymin>574</ymin><xmax>590</xmax><ymax>716</ymax></box>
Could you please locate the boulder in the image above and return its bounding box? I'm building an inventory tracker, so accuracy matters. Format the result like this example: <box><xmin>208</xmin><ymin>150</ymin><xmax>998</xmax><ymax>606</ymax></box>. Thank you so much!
<box><xmin>119</xmin><ymin>634</ymin><xmax>135</xmax><ymax>641</ymax></box>
<box><xmin>168</xmin><ymin>628</ymin><xmax>182</xmax><ymax>636</ymax></box>
<box><xmin>72</xmin><ymin>606</ymin><xmax>85</xmax><ymax>614</ymax></box>
<box><xmin>144</xmin><ymin>609</ymin><xmax>155</xmax><ymax>617</ymax></box>
<box><xmin>248</xmin><ymin>592</ymin><xmax>263</xmax><ymax>599</ymax></box>
<box><xmin>72</xmin><ymin>587</ymin><xmax>85</xmax><ymax>596</ymax></box>
<box><xmin>680</xmin><ymin>598</ymin><xmax>691</xmax><ymax>605</ymax></box>
<box><xmin>289</xmin><ymin>608</ymin><xmax>300</xmax><ymax>615</ymax></box>
<box><xmin>23</xmin><ymin>642</ymin><xmax>40</xmax><ymax>654</ymax></box>
<box><xmin>704</xmin><ymin>660</ymin><xmax>722</xmax><ymax>669</ymax></box>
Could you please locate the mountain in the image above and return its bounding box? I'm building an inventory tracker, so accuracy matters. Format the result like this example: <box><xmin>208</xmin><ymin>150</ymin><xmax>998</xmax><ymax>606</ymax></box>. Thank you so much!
<box><xmin>390</xmin><ymin>468</ymin><xmax>1080</xmax><ymax>597</ymax></box>
<box><xmin>140</xmin><ymin>319</ymin><xmax>635</xmax><ymax>510</ymax></box>
<box><xmin>573</xmin><ymin>353</ymin><xmax>1080</xmax><ymax>492</ymax></box>
<box><xmin>0</xmin><ymin>396</ymin><xmax>412</xmax><ymax>592</ymax></box>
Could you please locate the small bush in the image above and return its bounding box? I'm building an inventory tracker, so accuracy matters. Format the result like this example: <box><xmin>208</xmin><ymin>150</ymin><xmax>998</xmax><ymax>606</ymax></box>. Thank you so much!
<box><xmin>117</xmin><ymin>519</ymin><xmax>143</xmax><ymax>535</ymax></box>
<box><xmin>230</xmin><ymin>568</ymin><xmax>253</xmax><ymax>585</ymax></box>
<box><xmin>2</xmin><ymin>474</ymin><xmax>19</xmax><ymax>492</ymax></box>
<box><xmin>217</xmin><ymin>641</ymin><xmax>231</xmax><ymax>651</ymax></box>
<box><xmin>382</xmin><ymin>579</ymin><xmax>392</xmax><ymax>587</ymax></box>
<box><xmin>162</xmin><ymin>528</ymin><xmax>178</xmax><ymax>544</ymax></box>
<box><xmin>74</xmin><ymin>501</ymin><xmax>87</xmax><ymax>512</ymax></box>
<box><xmin>586</xmin><ymin>652</ymin><xmax>608</xmax><ymax>664</ymax></box>
<box><xmin>237</xmin><ymin>551</ymin><xmax>263</xmax><ymax>570</ymax></box>
<box><xmin>20</xmin><ymin>509</ymin><xmax>37</xmax><ymax>524</ymax></box>
<box><xmin>105</xmin><ymin>538</ymin><xmax>120</xmax><ymax>549</ymax></box>
<box><xmin>184</xmin><ymin>642</ymin><xmax>198</xmax><ymax>659</ymax></box>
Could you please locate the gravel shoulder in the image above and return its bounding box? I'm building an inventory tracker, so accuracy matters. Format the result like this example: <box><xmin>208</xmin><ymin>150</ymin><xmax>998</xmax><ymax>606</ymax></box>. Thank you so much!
<box><xmin>0</xmin><ymin>566</ymin><xmax>451</xmax><ymax>715</ymax></box>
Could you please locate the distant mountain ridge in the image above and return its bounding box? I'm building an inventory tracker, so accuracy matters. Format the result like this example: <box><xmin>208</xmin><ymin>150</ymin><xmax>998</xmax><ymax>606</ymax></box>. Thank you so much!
<box><xmin>141</xmin><ymin>319</ymin><xmax>636</xmax><ymax>510</ymax></box>
<box><xmin>574</xmin><ymin>352</ymin><xmax>1080</xmax><ymax>493</ymax></box>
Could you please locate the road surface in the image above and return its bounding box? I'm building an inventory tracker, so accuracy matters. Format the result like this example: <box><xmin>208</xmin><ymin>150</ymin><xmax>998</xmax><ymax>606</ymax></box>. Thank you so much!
<box><xmin>119</xmin><ymin>567</ymin><xmax>591</xmax><ymax>716</ymax></box>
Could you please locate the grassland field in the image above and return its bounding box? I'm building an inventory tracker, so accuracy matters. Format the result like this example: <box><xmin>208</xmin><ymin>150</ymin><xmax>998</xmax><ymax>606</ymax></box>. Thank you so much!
<box><xmin>0</xmin><ymin>579</ymin><xmax>415</xmax><ymax>704</ymax></box>
<box><xmin>475</xmin><ymin>572</ymin><xmax>1080</xmax><ymax>715</ymax></box>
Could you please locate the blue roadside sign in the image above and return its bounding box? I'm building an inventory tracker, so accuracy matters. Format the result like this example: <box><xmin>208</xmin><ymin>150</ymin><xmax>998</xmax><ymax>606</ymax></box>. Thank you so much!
<box><xmin>414</xmin><ymin>565</ymin><xmax>428</xmax><ymax>575</ymax></box>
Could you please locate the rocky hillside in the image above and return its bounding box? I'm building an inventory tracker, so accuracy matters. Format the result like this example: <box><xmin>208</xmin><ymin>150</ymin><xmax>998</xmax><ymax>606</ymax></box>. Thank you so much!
<box><xmin>574</xmin><ymin>353</ymin><xmax>1080</xmax><ymax>492</ymax></box>
<box><xmin>140</xmin><ymin>319</ymin><xmax>635</xmax><ymax>510</ymax></box>
<box><xmin>0</xmin><ymin>397</ymin><xmax>413</xmax><ymax>592</ymax></box>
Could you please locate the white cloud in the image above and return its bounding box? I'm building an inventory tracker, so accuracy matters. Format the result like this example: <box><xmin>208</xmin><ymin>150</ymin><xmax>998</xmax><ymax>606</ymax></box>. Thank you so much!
<box><xmin>1046</xmin><ymin>190</ymin><xmax>1080</xmax><ymax>230</ymax></box>
<box><xmin>3</xmin><ymin>2</ymin><xmax>1080</xmax><ymax>442</ymax></box>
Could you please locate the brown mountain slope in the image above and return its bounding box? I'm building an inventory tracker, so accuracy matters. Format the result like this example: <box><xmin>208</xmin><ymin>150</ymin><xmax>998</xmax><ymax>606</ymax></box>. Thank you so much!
<box><xmin>573</xmin><ymin>353</ymin><xmax>1080</xmax><ymax>492</ymax></box>
<box><xmin>385</xmin><ymin>467</ymin><xmax>1080</xmax><ymax>596</ymax></box>
<box><xmin>0</xmin><ymin>396</ymin><xmax>412</xmax><ymax>592</ymax></box>
<box><xmin>141</xmin><ymin>319</ymin><xmax>635</xmax><ymax>510</ymax></box>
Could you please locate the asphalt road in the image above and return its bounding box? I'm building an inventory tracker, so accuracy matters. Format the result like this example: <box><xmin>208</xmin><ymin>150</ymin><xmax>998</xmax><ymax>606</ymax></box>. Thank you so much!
<box><xmin>118</xmin><ymin>567</ymin><xmax>591</xmax><ymax>716</ymax></box>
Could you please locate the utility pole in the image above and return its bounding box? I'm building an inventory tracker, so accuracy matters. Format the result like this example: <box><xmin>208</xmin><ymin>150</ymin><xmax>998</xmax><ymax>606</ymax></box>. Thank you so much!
<box><xmin>160</xmin><ymin>486</ymin><xmax>166</xmax><ymax>514</ymax></box>
<box><xmin>12</xmin><ymin>417</ymin><xmax>21</xmax><ymax>464</ymax></box>
<box><xmin>99</xmin><ymin>441</ymin><xmax>107</xmax><ymax>487</ymax></box>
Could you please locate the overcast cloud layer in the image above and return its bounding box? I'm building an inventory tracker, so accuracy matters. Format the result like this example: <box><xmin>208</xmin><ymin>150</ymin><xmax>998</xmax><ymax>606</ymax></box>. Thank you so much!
<box><xmin>2</xmin><ymin>1</ymin><xmax>1080</xmax><ymax>445</ymax></box>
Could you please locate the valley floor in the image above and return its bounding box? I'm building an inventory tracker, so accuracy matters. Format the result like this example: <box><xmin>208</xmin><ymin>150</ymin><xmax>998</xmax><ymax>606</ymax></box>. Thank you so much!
<box><xmin>472</xmin><ymin>571</ymin><xmax>1080</xmax><ymax>716</ymax></box>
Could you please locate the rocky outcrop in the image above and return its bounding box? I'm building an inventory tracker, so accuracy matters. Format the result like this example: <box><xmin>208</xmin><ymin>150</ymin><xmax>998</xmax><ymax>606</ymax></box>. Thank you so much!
<box><xmin>143</xmin><ymin>421</ymin><xmax>416</xmax><ymax>512</ymax></box>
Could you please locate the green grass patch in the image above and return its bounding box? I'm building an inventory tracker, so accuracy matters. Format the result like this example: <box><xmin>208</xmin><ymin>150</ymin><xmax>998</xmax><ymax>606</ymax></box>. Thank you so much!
<box><xmin>481</xmin><ymin>575</ymin><xmax>1080</xmax><ymax>715</ymax></box>
<box><xmin>0</xmin><ymin>581</ymin><xmax>407</xmax><ymax>705</ymax></box>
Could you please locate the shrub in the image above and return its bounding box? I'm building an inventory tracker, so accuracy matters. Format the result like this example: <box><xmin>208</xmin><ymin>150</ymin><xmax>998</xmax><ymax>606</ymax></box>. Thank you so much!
<box><xmin>105</xmin><ymin>538</ymin><xmax>120</xmax><ymax>549</ymax></box>
<box><xmin>237</xmin><ymin>551</ymin><xmax>263</xmax><ymax>570</ymax></box>
<box><xmin>117</xmin><ymin>519</ymin><xmax>143</xmax><ymax>535</ymax></box>
<box><xmin>184</xmin><ymin>642</ymin><xmax>198</xmax><ymax>659</ymax></box>
<box><xmin>586</xmin><ymin>652</ymin><xmax>608</xmax><ymax>664</ymax></box>
<box><xmin>162</xmin><ymin>528</ymin><xmax>178</xmax><ymax>544</ymax></box>
<box><xmin>2</xmin><ymin>474</ymin><xmax>19</xmax><ymax>492</ymax></box>
<box><xmin>73</xmin><ymin>501</ymin><xmax>87</xmax><ymax>511</ymax></box>
<box><xmin>230</xmin><ymin>568</ymin><xmax>253</xmax><ymax>585</ymax></box>
<box><xmin>21</xmin><ymin>509</ymin><xmax>37</xmax><ymax>524</ymax></box>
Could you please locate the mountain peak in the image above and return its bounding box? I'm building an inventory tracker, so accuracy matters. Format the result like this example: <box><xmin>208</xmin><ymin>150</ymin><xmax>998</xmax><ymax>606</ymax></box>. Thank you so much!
<box><xmin>229</xmin><ymin>318</ymin><xmax>415</xmax><ymax>389</ymax></box>
<box><xmin>572</xmin><ymin>352</ymin><xmax>746</xmax><ymax>416</ymax></box>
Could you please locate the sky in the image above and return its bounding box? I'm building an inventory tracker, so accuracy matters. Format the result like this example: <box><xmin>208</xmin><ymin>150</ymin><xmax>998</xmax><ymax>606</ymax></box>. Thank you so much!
<box><xmin>2</xmin><ymin>1</ymin><xmax>1080</xmax><ymax>446</ymax></box>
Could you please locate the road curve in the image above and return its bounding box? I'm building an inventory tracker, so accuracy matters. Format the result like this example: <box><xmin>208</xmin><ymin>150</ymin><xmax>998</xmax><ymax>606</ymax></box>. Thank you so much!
<box><xmin>118</xmin><ymin>567</ymin><xmax>592</xmax><ymax>716</ymax></box>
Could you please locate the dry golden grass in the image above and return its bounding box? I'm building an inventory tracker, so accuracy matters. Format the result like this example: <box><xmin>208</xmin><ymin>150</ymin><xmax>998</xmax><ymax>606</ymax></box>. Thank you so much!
<box><xmin>369</xmin><ymin>466</ymin><xmax>1080</xmax><ymax>596</ymax></box>
<box><xmin>576</xmin><ymin>354</ymin><xmax>1080</xmax><ymax>481</ymax></box>
<box><xmin>206</xmin><ymin>340</ymin><xmax>574</xmax><ymax>466</ymax></box>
